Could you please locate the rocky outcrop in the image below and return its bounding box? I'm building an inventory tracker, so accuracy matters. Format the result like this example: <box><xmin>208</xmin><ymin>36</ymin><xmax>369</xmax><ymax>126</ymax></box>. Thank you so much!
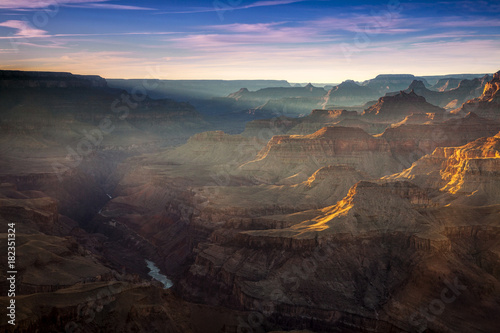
<box><xmin>239</xmin><ymin>126</ymin><xmax>402</xmax><ymax>182</ymax></box>
<box><xmin>453</xmin><ymin>70</ymin><xmax>500</xmax><ymax>119</ymax></box>
<box><xmin>190</xmin><ymin>165</ymin><xmax>367</xmax><ymax>223</ymax></box>
<box><xmin>380</xmin><ymin>112</ymin><xmax>500</xmax><ymax>166</ymax></box>
<box><xmin>389</xmin><ymin>132</ymin><xmax>500</xmax><ymax>205</ymax></box>
<box><xmin>362</xmin><ymin>90</ymin><xmax>444</xmax><ymax>122</ymax></box>
<box><xmin>0</xmin><ymin>70</ymin><xmax>107</xmax><ymax>88</ymax></box>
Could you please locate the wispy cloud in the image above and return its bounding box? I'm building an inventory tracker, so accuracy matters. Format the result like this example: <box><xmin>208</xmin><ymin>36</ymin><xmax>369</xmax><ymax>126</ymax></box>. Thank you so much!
<box><xmin>435</xmin><ymin>17</ymin><xmax>500</xmax><ymax>28</ymax></box>
<box><xmin>170</xmin><ymin>21</ymin><xmax>338</xmax><ymax>51</ymax></box>
<box><xmin>0</xmin><ymin>0</ymin><xmax>154</xmax><ymax>11</ymax></box>
<box><xmin>0</xmin><ymin>20</ymin><xmax>49</xmax><ymax>38</ymax></box>
<box><xmin>159</xmin><ymin>0</ymin><xmax>308</xmax><ymax>14</ymax></box>
<box><xmin>64</xmin><ymin>3</ymin><xmax>155</xmax><ymax>10</ymax></box>
<box><xmin>0</xmin><ymin>0</ymin><xmax>104</xmax><ymax>9</ymax></box>
<box><xmin>310</xmin><ymin>15</ymin><xmax>420</xmax><ymax>34</ymax></box>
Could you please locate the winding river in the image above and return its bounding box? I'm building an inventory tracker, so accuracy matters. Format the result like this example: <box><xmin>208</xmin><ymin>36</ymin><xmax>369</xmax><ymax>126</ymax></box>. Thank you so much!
<box><xmin>145</xmin><ymin>260</ymin><xmax>173</xmax><ymax>289</ymax></box>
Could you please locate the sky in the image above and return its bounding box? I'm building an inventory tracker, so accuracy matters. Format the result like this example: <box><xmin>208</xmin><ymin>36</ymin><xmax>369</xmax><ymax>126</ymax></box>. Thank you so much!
<box><xmin>0</xmin><ymin>0</ymin><xmax>499</xmax><ymax>82</ymax></box>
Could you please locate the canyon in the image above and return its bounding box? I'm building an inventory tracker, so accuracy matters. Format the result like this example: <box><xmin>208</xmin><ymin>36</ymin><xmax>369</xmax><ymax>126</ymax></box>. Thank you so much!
<box><xmin>1</xmin><ymin>70</ymin><xmax>499</xmax><ymax>333</ymax></box>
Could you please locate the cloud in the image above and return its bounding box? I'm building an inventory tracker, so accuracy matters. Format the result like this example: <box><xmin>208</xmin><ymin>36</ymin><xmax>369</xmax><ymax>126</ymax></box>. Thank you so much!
<box><xmin>159</xmin><ymin>0</ymin><xmax>308</xmax><ymax>14</ymax></box>
<box><xmin>434</xmin><ymin>17</ymin><xmax>500</xmax><ymax>28</ymax></box>
<box><xmin>170</xmin><ymin>22</ymin><xmax>338</xmax><ymax>51</ymax></box>
<box><xmin>0</xmin><ymin>20</ymin><xmax>49</xmax><ymax>38</ymax></box>
<box><xmin>310</xmin><ymin>15</ymin><xmax>420</xmax><ymax>34</ymax></box>
<box><xmin>64</xmin><ymin>3</ymin><xmax>155</xmax><ymax>10</ymax></box>
<box><xmin>0</xmin><ymin>0</ymin><xmax>154</xmax><ymax>11</ymax></box>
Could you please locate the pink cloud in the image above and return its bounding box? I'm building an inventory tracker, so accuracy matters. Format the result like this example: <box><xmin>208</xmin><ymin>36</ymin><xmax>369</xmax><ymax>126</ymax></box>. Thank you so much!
<box><xmin>0</xmin><ymin>0</ymin><xmax>154</xmax><ymax>10</ymax></box>
<box><xmin>0</xmin><ymin>20</ymin><xmax>49</xmax><ymax>38</ymax></box>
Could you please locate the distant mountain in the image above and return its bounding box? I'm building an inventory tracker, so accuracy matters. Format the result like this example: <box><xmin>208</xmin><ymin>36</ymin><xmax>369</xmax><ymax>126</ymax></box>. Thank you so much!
<box><xmin>420</xmin><ymin>73</ymin><xmax>490</xmax><ymax>85</ymax></box>
<box><xmin>361</xmin><ymin>74</ymin><xmax>430</xmax><ymax>94</ymax></box>
<box><xmin>322</xmin><ymin>80</ymin><xmax>380</xmax><ymax>107</ymax></box>
<box><xmin>430</xmin><ymin>78</ymin><xmax>462</xmax><ymax>91</ymax></box>
<box><xmin>107</xmin><ymin>79</ymin><xmax>291</xmax><ymax>100</ymax></box>
<box><xmin>227</xmin><ymin>83</ymin><xmax>326</xmax><ymax>101</ymax></box>
<box><xmin>0</xmin><ymin>69</ymin><xmax>107</xmax><ymax>88</ymax></box>
<box><xmin>386</xmin><ymin>75</ymin><xmax>492</xmax><ymax>109</ymax></box>
<box><xmin>362</xmin><ymin>90</ymin><xmax>444</xmax><ymax>121</ymax></box>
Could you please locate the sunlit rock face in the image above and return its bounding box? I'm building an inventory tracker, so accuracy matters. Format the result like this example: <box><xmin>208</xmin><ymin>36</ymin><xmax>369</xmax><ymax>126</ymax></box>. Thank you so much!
<box><xmin>380</xmin><ymin>112</ymin><xmax>500</xmax><ymax>167</ymax></box>
<box><xmin>389</xmin><ymin>132</ymin><xmax>500</xmax><ymax>205</ymax></box>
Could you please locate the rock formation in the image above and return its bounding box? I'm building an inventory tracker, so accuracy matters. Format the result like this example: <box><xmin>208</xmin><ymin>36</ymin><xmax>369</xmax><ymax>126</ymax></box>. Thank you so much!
<box><xmin>362</xmin><ymin>90</ymin><xmax>445</xmax><ymax>122</ymax></box>
<box><xmin>387</xmin><ymin>76</ymin><xmax>492</xmax><ymax>109</ymax></box>
<box><xmin>389</xmin><ymin>131</ymin><xmax>500</xmax><ymax>205</ymax></box>
<box><xmin>239</xmin><ymin>126</ymin><xmax>402</xmax><ymax>182</ymax></box>
<box><xmin>452</xmin><ymin>70</ymin><xmax>500</xmax><ymax>119</ymax></box>
<box><xmin>380</xmin><ymin>112</ymin><xmax>500</xmax><ymax>166</ymax></box>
